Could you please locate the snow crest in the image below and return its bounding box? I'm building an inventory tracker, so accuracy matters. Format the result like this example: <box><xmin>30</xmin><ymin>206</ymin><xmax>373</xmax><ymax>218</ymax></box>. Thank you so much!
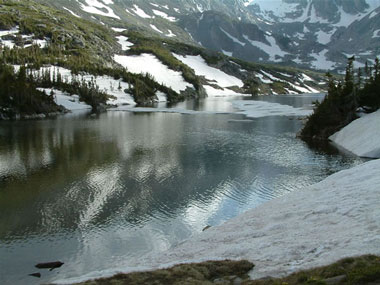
<box><xmin>329</xmin><ymin>109</ymin><xmax>380</xmax><ymax>158</ymax></box>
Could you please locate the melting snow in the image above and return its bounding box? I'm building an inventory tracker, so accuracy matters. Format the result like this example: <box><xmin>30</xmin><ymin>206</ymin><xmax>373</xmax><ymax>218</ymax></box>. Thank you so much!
<box><xmin>220</xmin><ymin>28</ymin><xmax>246</xmax><ymax>46</ymax></box>
<box><xmin>150</xmin><ymin>24</ymin><xmax>163</xmax><ymax>34</ymax></box>
<box><xmin>63</xmin><ymin>7</ymin><xmax>80</xmax><ymax>18</ymax></box>
<box><xmin>173</xmin><ymin>54</ymin><xmax>244</xmax><ymax>88</ymax></box>
<box><xmin>233</xmin><ymin>100</ymin><xmax>312</xmax><ymax>118</ymax></box>
<box><xmin>330</xmin><ymin>109</ymin><xmax>380</xmax><ymax>158</ymax></box>
<box><xmin>112</xmin><ymin>27</ymin><xmax>127</xmax><ymax>32</ymax></box>
<box><xmin>116</xmin><ymin>36</ymin><xmax>133</xmax><ymax>51</ymax></box>
<box><xmin>166</xmin><ymin>30</ymin><xmax>176</xmax><ymax>37</ymax></box>
<box><xmin>56</xmin><ymin>149</ymin><xmax>380</xmax><ymax>284</ymax></box>
<box><xmin>311</xmin><ymin>49</ymin><xmax>335</xmax><ymax>70</ymax></box>
<box><xmin>372</xmin><ymin>29</ymin><xmax>380</xmax><ymax>38</ymax></box>
<box><xmin>152</xmin><ymin>9</ymin><xmax>176</xmax><ymax>22</ymax></box>
<box><xmin>132</xmin><ymin>4</ymin><xmax>152</xmax><ymax>18</ymax></box>
<box><xmin>113</xmin><ymin>54</ymin><xmax>193</xmax><ymax>93</ymax></box>
<box><xmin>243</xmin><ymin>34</ymin><xmax>288</xmax><ymax>62</ymax></box>
<box><xmin>38</xmin><ymin>88</ymin><xmax>91</xmax><ymax>110</ymax></box>
<box><xmin>79</xmin><ymin>0</ymin><xmax>120</xmax><ymax>19</ymax></box>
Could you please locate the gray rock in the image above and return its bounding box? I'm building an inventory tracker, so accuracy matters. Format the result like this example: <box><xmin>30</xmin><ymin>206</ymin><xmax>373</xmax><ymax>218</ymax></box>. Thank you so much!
<box><xmin>324</xmin><ymin>275</ymin><xmax>346</xmax><ymax>285</ymax></box>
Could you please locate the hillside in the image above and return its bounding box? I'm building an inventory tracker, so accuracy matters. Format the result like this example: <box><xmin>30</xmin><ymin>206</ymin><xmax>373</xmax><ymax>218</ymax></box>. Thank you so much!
<box><xmin>0</xmin><ymin>0</ymin><xmax>327</xmax><ymax>119</ymax></box>
<box><xmin>28</xmin><ymin>0</ymin><xmax>380</xmax><ymax>73</ymax></box>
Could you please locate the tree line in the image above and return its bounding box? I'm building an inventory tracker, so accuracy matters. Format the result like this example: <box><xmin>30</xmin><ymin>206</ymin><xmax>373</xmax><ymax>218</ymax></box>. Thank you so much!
<box><xmin>300</xmin><ymin>57</ymin><xmax>380</xmax><ymax>140</ymax></box>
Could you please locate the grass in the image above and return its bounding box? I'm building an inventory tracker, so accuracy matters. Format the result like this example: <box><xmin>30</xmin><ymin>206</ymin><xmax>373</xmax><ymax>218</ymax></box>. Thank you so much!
<box><xmin>77</xmin><ymin>260</ymin><xmax>254</xmax><ymax>285</ymax></box>
<box><xmin>73</xmin><ymin>255</ymin><xmax>380</xmax><ymax>285</ymax></box>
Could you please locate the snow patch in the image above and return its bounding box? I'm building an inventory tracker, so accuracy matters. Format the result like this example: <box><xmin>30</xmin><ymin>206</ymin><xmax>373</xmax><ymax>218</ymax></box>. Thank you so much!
<box><xmin>152</xmin><ymin>9</ymin><xmax>176</xmax><ymax>22</ymax></box>
<box><xmin>38</xmin><ymin>88</ymin><xmax>91</xmax><ymax>110</ymax></box>
<box><xmin>150</xmin><ymin>24</ymin><xmax>163</xmax><ymax>34</ymax></box>
<box><xmin>220</xmin><ymin>28</ymin><xmax>246</xmax><ymax>46</ymax></box>
<box><xmin>116</xmin><ymin>36</ymin><xmax>133</xmax><ymax>51</ymax></box>
<box><xmin>173</xmin><ymin>54</ymin><xmax>244</xmax><ymax>88</ymax></box>
<box><xmin>233</xmin><ymin>100</ymin><xmax>313</xmax><ymax>118</ymax></box>
<box><xmin>63</xmin><ymin>7</ymin><xmax>81</xmax><ymax>18</ymax></box>
<box><xmin>79</xmin><ymin>0</ymin><xmax>120</xmax><ymax>19</ymax></box>
<box><xmin>243</xmin><ymin>34</ymin><xmax>288</xmax><ymax>62</ymax></box>
<box><xmin>113</xmin><ymin>54</ymin><xmax>193</xmax><ymax>93</ymax></box>
<box><xmin>329</xmin><ymin>109</ymin><xmax>380</xmax><ymax>158</ymax></box>
<box><xmin>131</xmin><ymin>4</ymin><xmax>152</xmax><ymax>19</ymax></box>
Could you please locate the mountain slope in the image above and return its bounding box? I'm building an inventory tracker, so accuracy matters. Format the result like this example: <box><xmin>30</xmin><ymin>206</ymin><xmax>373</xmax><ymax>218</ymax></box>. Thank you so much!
<box><xmin>27</xmin><ymin>0</ymin><xmax>380</xmax><ymax>72</ymax></box>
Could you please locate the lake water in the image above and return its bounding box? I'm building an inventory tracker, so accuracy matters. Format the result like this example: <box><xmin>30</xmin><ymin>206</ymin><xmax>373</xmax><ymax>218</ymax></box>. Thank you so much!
<box><xmin>0</xmin><ymin>94</ymin><xmax>364</xmax><ymax>284</ymax></box>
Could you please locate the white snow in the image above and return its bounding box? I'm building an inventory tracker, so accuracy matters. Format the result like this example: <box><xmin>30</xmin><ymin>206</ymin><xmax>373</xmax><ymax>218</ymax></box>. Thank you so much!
<box><xmin>372</xmin><ymin>29</ymin><xmax>380</xmax><ymax>38</ymax></box>
<box><xmin>116</xmin><ymin>36</ymin><xmax>133</xmax><ymax>51</ymax></box>
<box><xmin>63</xmin><ymin>7</ymin><xmax>80</xmax><ymax>18</ymax></box>
<box><xmin>111</xmin><ymin>27</ymin><xmax>127</xmax><ymax>32</ymax></box>
<box><xmin>79</xmin><ymin>0</ymin><xmax>120</xmax><ymax>19</ymax></box>
<box><xmin>29</xmin><ymin>65</ymin><xmax>135</xmax><ymax>106</ymax></box>
<box><xmin>32</xmin><ymin>39</ymin><xmax>48</xmax><ymax>48</ymax></box>
<box><xmin>243</xmin><ymin>34</ymin><xmax>288</xmax><ymax>62</ymax></box>
<box><xmin>256</xmin><ymin>73</ymin><xmax>273</xmax><ymax>84</ymax></box>
<box><xmin>315</xmin><ymin>29</ymin><xmax>335</xmax><ymax>45</ymax></box>
<box><xmin>221</xmin><ymin>49</ymin><xmax>233</xmax><ymax>57</ymax></box>
<box><xmin>132</xmin><ymin>4</ymin><xmax>152</xmax><ymax>19</ymax></box>
<box><xmin>56</xmin><ymin>155</ymin><xmax>380</xmax><ymax>284</ymax></box>
<box><xmin>152</xmin><ymin>9</ymin><xmax>177</xmax><ymax>22</ymax></box>
<box><xmin>203</xmin><ymin>85</ymin><xmax>242</xmax><ymax>97</ymax></box>
<box><xmin>220</xmin><ymin>28</ymin><xmax>246</xmax><ymax>46</ymax></box>
<box><xmin>38</xmin><ymin>88</ymin><xmax>91</xmax><ymax>110</ymax></box>
<box><xmin>173</xmin><ymin>54</ymin><xmax>244</xmax><ymax>88</ymax></box>
<box><xmin>233</xmin><ymin>100</ymin><xmax>313</xmax><ymax>118</ymax></box>
<box><xmin>329</xmin><ymin>109</ymin><xmax>380</xmax><ymax>158</ymax></box>
<box><xmin>166</xmin><ymin>30</ymin><xmax>176</xmax><ymax>38</ymax></box>
<box><xmin>150</xmin><ymin>24</ymin><xmax>163</xmax><ymax>34</ymax></box>
<box><xmin>113</xmin><ymin>54</ymin><xmax>193</xmax><ymax>93</ymax></box>
<box><xmin>0</xmin><ymin>27</ymin><xmax>19</xmax><ymax>37</ymax></box>
<box><xmin>311</xmin><ymin>49</ymin><xmax>335</xmax><ymax>70</ymax></box>
<box><xmin>369</xmin><ymin>10</ymin><xmax>378</xmax><ymax>19</ymax></box>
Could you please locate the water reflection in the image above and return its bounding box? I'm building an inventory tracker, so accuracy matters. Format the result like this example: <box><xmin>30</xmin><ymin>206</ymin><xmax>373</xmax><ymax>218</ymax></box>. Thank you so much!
<box><xmin>0</xmin><ymin>95</ymin><xmax>364</xmax><ymax>284</ymax></box>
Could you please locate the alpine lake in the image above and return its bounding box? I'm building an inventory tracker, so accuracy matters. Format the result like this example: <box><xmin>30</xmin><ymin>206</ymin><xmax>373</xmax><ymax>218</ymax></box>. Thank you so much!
<box><xmin>0</xmin><ymin>94</ymin><xmax>365</xmax><ymax>284</ymax></box>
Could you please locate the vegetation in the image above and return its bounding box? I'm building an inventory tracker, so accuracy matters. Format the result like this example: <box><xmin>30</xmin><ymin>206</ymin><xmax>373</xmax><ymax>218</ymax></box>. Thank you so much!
<box><xmin>0</xmin><ymin>63</ymin><xmax>64</xmax><ymax>118</ymax></box>
<box><xmin>74</xmin><ymin>255</ymin><xmax>380</xmax><ymax>284</ymax></box>
<box><xmin>300</xmin><ymin>57</ymin><xmax>380</xmax><ymax>140</ymax></box>
<box><xmin>247</xmin><ymin>255</ymin><xmax>380</xmax><ymax>285</ymax></box>
<box><xmin>77</xmin><ymin>260</ymin><xmax>254</xmax><ymax>285</ymax></box>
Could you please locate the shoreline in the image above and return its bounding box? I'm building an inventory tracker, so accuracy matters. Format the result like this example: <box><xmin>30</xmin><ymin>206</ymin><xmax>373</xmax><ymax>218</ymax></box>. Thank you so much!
<box><xmin>55</xmin><ymin>158</ymin><xmax>380</xmax><ymax>284</ymax></box>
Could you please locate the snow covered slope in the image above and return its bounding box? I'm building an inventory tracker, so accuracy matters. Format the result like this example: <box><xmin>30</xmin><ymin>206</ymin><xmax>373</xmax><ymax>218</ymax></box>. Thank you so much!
<box><xmin>329</xmin><ymin>109</ymin><xmax>380</xmax><ymax>158</ymax></box>
<box><xmin>33</xmin><ymin>0</ymin><xmax>380</xmax><ymax>72</ymax></box>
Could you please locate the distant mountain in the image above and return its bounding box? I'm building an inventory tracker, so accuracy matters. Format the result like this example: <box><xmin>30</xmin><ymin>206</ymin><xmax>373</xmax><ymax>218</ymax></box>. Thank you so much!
<box><xmin>31</xmin><ymin>0</ymin><xmax>380</xmax><ymax>72</ymax></box>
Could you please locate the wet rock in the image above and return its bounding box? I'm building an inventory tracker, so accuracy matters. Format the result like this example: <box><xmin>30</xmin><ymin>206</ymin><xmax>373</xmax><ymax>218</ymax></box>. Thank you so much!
<box><xmin>35</xmin><ymin>261</ymin><xmax>64</xmax><ymax>270</ymax></box>
<box><xmin>202</xmin><ymin>225</ymin><xmax>212</xmax><ymax>231</ymax></box>
<box><xmin>29</xmin><ymin>272</ymin><xmax>41</xmax><ymax>278</ymax></box>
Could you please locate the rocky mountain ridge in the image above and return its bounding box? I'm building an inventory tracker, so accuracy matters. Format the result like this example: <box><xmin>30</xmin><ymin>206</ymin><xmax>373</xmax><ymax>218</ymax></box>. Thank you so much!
<box><xmin>31</xmin><ymin>0</ymin><xmax>379</xmax><ymax>73</ymax></box>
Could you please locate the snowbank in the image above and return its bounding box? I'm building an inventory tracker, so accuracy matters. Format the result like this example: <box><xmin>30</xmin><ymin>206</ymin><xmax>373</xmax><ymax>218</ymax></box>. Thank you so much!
<box><xmin>55</xmin><ymin>158</ymin><xmax>380</xmax><ymax>284</ymax></box>
<box><xmin>144</xmin><ymin>159</ymin><xmax>380</xmax><ymax>279</ymax></box>
<box><xmin>329</xmin><ymin>109</ymin><xmax>380</xmax><ymax>158</ymax></box>
<box><xmin>173</xmin><ymin>54</ymin><xmax>244</xmax><ymax>88</ymax></box>
<box><xmin>233</xmin><ymin>100</ymin><xmax>313</xmax><ymax>118</ymax></box>
<box><xmin>38</xmin><ymin>88</ymin><xmax>91</xmax><ymax>110</ymax></box>
<box><xmin>113</xmin><ymin>54</ymin><xmax>193</xmax><ymax>93</ymax></box>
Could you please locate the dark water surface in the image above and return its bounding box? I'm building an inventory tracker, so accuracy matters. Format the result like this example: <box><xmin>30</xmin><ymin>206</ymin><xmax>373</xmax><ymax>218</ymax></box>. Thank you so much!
<box><xmin>0</xmin><ymin>95</ymin><xmax>363</xmax><ymax>284</ymax></box>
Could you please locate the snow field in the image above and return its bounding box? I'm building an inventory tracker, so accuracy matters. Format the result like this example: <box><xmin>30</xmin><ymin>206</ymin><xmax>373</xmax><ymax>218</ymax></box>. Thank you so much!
<box><xmin>78</xmin><ymin>0</ymin><xmax>120</xmax><ymax>19</ymax></box>
<box><xmin>116</xmin><ymin>36</ymin><xmax>133</xmax><ymax>51</ymax></box>
<box><xmin>28</xmin><ymin>66</ymin><xmax>135</xmax><ymax>106</ymax></box>
<box><xmin>37</xmin><ymin>88</ymin><xmax>91</xmax><ymax>110</ymax></box>
<box><xmin>233</xmin><ymin>100</ymin><xmax>313</xmax><ymax>118</ymax></box>
<box><xmin>113</xmin><ymin>53</ymin><xmax>193</xmax><ymax>93</ymax></box>
<box><xmin>173</xmin><ymin>54</ymin><xmax>244</xmax><ymax>89</ymax></box>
